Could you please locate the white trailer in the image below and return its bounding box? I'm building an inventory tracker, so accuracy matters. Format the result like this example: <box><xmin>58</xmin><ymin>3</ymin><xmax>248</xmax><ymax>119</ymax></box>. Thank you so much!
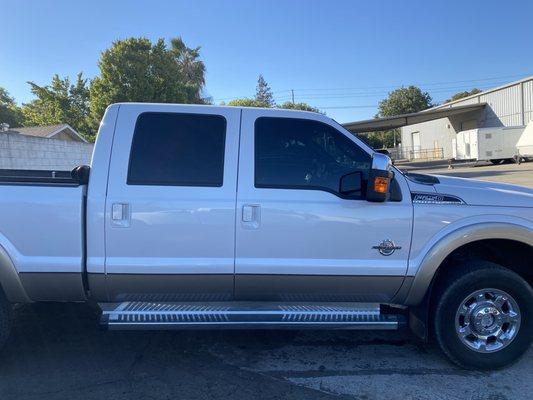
<box><xmin>452</xmin><ymin>126</ymin><xmax>524</xmax><ymax>164</ymax></box>
<box><xmin>516</xmin><ymin>121</ymin><xmax>533</xmax><ymax>161</ymax></box>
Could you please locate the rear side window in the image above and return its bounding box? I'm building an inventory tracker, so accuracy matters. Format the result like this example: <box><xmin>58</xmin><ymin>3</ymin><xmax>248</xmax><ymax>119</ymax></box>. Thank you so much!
<box><xmin>128</xmin><ymin>112</ymin><xmax>226</xmax><ymax>186</ymax></box>
<box><xmin>255</xmin><ymin>117</ymin><xmax>371</xmax><ymax>197</ymax></box>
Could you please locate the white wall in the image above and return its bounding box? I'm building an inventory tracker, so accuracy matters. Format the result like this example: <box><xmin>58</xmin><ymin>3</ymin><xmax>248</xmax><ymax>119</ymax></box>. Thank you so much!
<box><xmin>400</xmin><ymin>78</ymin><xmax>533</xmax><ymax>160</ymax></box>
<box><xmin>401</xmin><ymin>117</ymin><xmax>456</xmax><ymax>158</ymax></box>
<box><xmin>0</xmin><ymin>132</ymin><xmax>94</xmax><ymax>171</ymax></box>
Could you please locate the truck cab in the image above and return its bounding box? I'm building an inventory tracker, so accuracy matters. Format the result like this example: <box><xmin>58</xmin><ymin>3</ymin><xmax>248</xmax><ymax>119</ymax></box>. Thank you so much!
<box><xmin>93</xmin><ymin>104</ymin><xmax>411</xmax><ymax>304</ymax></box>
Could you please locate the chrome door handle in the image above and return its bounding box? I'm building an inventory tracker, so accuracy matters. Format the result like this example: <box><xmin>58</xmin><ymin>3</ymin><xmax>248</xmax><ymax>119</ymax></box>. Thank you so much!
<box><xmin>242</xmin><ymin>205</ymin><xmax>260</xmax><ymax>229</ymax></box>
<box><xmin>111</xmin><ymin>203</ymin><xmax>130</xmax><ymax>227</ymax></box>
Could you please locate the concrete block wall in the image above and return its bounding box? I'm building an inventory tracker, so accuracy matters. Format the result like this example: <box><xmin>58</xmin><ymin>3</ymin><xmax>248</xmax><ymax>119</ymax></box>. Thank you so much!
<box><xmin>0</xmin><ymin>132</ymin><xmax>94</xmax><ymax>171</ymax></box>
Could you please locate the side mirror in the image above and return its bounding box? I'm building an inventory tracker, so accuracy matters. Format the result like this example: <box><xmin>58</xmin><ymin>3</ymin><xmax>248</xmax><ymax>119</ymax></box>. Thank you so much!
<box><xmin>339</xmin><ymin>171</ymin><xmax>363</xmax><ymax>197</ymax></box>
<box><xmin>366</xmin><ymin>152</ymin><xmax>393</xmax><ymax>202</ymax></box>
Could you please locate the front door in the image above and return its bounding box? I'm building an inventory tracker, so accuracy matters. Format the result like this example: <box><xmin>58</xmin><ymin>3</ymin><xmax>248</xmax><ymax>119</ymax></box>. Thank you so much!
<box><xmin>235</xmin><ymin>109</ymin><xmax>413</xmax><ymax>302</ymax></box>
<box><xmin>104</xmin><ymin>105</ymin><xmax>240</xmax><ymax>302</ymax></box>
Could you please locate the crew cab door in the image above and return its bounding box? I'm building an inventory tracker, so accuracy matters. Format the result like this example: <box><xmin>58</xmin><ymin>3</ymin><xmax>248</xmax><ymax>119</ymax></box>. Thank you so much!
<box><xmin>104</xmin><ymin>105</ymin><xmax>240</xmax><ymax>301</ymax></box>
<box><xmin>235</xmin><ymin>109</ymin><xmax>413</xmax><ymax>302</ymax></box>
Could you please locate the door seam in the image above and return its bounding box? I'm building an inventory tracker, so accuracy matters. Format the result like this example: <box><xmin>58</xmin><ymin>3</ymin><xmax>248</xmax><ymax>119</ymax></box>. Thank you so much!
<box><xmin>232</xmin><ymin>109</ymin><xmax>243</xmax><ymax>297</ymax></box>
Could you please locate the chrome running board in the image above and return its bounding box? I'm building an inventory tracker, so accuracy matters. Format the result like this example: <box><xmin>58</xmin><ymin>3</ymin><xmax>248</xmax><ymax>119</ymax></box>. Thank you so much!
<box><xmin>99</xmin><ymin>302</ymin><xmax>401</xmax><ymax>330</ymax></box>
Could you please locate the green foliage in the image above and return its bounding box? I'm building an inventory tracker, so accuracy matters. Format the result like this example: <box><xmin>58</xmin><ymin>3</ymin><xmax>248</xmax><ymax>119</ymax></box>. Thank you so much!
<box><xmin>444</xmin><ymin>88</ymin><xmax>481</xmax><ymax>104</ymax></box>
<box><xmin>378</xmin><ymin>86</ymin><xmax>433</xmax><ymax>117</ymax></box>
<box><xmin>169</xmin><ymin>37</ymin><xmax>207</xmax><ymax>104</ymax></box>
<box><xmin>226</xmin><ymin>98</ymin><xmax>266</xmax><ymax>107</ymax></box>
<box><xmin>363</xmin><ymin>130</ymin><xmax>399</xmax><ymax>149</ymax></box>
<box><xmin>89</xmin><ymin>36</ymin><xmax>207</xmax><ymax>131</ymax></box>
<box><xmin>255</xmin><ymin>74</ymin><xmax>274</xmax><ymax>107</ymax></box>
<box><xmin>364</xmin><ymin>86</ymin><xmax>433</xmax><ymax>149</ymax></box>
<box><xmin>0</xmin><ymin>87</ymin><xmax>24</xmax><ymax>127</ymax></box>
<box><xmin>225</xmin><ymin>75</ymin><xmax>320</xmax><ymax>112</ymax></box>
<box><xmin>356</xmin><ymin>133</ymin><xmax>381</xmax><ymax>149</ymax></box>
<box><xmin>278</xmin><ymin>101</ymin><xmax>321</xmax><ymax>113</ymax></box>
<box><xmin>21</xmin><ymin>73</ymin><xmax>91</xmax><ymax>139</ymax></box>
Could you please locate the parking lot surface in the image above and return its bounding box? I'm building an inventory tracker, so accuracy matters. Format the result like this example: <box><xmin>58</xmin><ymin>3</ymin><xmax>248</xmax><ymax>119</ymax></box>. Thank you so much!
<box><xmin>0</xmin><ymin>303</ymin><xmax>531</xmax><ymax>400</ymax></box>
<box><xmin>0</xmin><ymin>162</ymin><xmax>531</xmax><ymax>400</ymax></box>
<box><xmin>403</xmin><ymin>160</ymin><xmax>533</xmax><ymax>188</ymax></box>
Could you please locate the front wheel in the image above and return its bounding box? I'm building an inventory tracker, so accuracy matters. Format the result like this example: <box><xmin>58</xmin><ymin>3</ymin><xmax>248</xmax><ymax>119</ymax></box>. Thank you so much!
<box><xmin>433</xmin><ymin>261</ymin><xmax>532</xmax><ymax>370</ymax></box>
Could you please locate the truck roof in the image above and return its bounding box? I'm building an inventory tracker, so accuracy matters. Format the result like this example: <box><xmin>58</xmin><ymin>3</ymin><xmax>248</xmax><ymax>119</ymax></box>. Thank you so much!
<box><xmin>110</xmin><ymin>102</ymin><xmax>322</xmax><ymax>115</ymax></box>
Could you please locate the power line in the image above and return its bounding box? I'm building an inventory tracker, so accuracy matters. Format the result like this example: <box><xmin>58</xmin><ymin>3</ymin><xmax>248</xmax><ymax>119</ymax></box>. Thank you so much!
<box><xmin>212</xmin><ymin>73</ymin><xmax>531</xmax><ymax>102</ymax></box>
<box><xmin>288</xmin><ymin>73</ymin><xmax>530</xmax><ymax>92</ymax></box>
<box><xmin>317</xmin><ymin>105</ymin><xmax>377</xmax><ymax>109</ymax></box>
<box><xmin>273</xmin><ymin>81</ymin><xmax>513</xmax><ymax>101</ymax></box>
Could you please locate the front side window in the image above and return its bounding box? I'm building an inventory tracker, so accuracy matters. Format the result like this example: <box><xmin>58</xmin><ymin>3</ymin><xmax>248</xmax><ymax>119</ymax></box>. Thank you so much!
<box><xmin>128</xmin><ymin>112</ymin><xmax>226</xmax><ymax>186</ymax></box>
<box><xmin>255</xmin><ymin>117</ymin><xmax>371</xmax><ymax>198</ymax></box>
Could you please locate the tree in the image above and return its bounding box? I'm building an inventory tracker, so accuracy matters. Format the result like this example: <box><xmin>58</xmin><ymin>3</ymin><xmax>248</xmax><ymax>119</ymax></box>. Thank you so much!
<box><xmin>444</xmin><ymin>88</ymin><xmax>481</xmax><ymax>104</ymax></box>
<box><xmin>170</xmin><ymin>37</ymin><xmax>206</xmax><ymax>103</ymax></box>
<box><xmin>0</xmin><ymin>87</ymin><xmax>24</xmax><ymax>128</ymax></box>
<box><xmin>226</xmin><ymin>98</ymin><xmax>265</xmax><ymax>107</ymax></box>
<box><xmin>378</xmin><ymin>86</ymin><xmax>433</xmax><ymax>117</ymax></box>
<box><xmin>366</xmin><ymin>86</ymin><xmax>433</xmax><ymax>148</ymax></box>
<box><xmin>223</xmin><ymin>76</ymin><xmax>323</xmax><ymax>112</ymax></box>
<box><xmin>90</xmin><ymin>37</ymin><xmax>206</xmax><ymax>130</ymax></box>
<box><xmin>255</xmin><ymin>74</ymin><xmax>274</xmax><ymax>107</ymax></box>
<box><xmin>278</xmin><ymin>101</ymin><xmax>321</xmax><ymax>113</ymax></box>
<box><xmin>21</xmin><ymin>73</ymin><xmax>91</xmax><ymax>139</ymax></box>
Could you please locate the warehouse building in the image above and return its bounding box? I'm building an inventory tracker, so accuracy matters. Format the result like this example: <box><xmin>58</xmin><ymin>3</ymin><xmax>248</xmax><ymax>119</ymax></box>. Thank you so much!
<box><xmin>399</xmin><ymin>76</ymin><xmax>533</xmax><ymax>159</ymax></box>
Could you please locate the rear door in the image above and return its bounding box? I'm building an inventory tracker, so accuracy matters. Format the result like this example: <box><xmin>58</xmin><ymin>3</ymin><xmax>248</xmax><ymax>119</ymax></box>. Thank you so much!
<box><xmin>104</xmin><ymin>104</ymin><xmax>240</xmax><ymax>301</ymax></box>
<box><xmin>234</xmin><ymin>109</ymin><xmax>413</xmax><ymax>302</ymax></box>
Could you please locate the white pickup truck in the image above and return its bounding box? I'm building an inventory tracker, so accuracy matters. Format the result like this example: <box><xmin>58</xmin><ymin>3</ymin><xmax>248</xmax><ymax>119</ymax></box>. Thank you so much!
<box><xmin>0</xmin><ymin>104</ymin><xmax>531</xmax><ymax>370</ymax></box>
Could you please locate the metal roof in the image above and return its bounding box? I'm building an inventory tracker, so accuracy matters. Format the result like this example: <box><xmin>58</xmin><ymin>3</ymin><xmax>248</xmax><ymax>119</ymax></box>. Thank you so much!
<box><xmin>432</xmin><ymin>75</ymin><xmax>533</xmax><ymax>109</ymax></box>
<box><xmin>342</xmin><ymin>103</ymin><xmax>486</xmax><ymax>133</ymax></box>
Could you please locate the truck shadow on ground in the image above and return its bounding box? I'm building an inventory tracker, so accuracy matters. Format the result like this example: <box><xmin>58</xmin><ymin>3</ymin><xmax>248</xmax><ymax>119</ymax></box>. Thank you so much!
<box><xmin>0</xmin><ymin>303</ymin><xmax>530</xmax><ymax>400</ymax></box>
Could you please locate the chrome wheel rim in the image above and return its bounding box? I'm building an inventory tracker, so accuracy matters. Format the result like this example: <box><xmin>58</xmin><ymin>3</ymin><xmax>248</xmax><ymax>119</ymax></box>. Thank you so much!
<box><xmin>455</xmin><ymin>288</ymin><xmax>521</xmax><ymax>353</ymax></box>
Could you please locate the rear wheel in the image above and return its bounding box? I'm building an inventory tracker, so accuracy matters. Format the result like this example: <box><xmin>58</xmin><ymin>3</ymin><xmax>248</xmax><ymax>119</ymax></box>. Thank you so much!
<box><xmin>0</xmin><ymin>288</ymin><xmax>11</xmax><ymax>351</ymax></box>
<box><xmin>433</xmin><ymin>261</ymin><xmax>532</xmax><ymax>370</ymax></box>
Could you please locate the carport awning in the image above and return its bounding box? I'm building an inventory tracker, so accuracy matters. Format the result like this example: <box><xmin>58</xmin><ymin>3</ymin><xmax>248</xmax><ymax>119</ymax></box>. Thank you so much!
<box><xmin>342</xmin><ymin>103</ymin><xmax>486</xmax><ymax>133</ymax></box>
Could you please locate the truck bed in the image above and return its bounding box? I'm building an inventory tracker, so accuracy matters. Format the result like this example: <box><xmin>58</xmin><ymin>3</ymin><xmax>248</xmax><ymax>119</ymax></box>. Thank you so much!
<box><xmin>0</xmin><ymin>169</ymin><xmax>87</xmax><ymax>301</ymax></box>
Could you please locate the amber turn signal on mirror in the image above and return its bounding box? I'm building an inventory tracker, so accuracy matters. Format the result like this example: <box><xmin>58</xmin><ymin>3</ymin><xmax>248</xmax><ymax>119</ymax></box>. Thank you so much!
<box><xmin>373</xmin><ymin>177</ymin><xmax>389</xmax><ymax>194</ymax></box>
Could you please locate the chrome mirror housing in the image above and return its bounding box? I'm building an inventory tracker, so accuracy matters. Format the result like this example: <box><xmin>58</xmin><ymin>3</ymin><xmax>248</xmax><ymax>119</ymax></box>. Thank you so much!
<box><xmin>367</xmin><ymin>152</ymin><xmax>393</xmax><ymax>202</ymax></box>
<box><xmin>371</xmin><ymin>152</ymin><xmax>392</xmax><ymax>172</ymax></box>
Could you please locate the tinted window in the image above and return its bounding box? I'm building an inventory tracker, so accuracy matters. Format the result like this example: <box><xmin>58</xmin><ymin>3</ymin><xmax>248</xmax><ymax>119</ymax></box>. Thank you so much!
<box><xmin>128</xmin><ymin>112</ymin><xmax>226</xmax><ymax>186</ymax></box>
<box><xmin>255</xmin><ymin>117</ymin><xmax>371</xmax><ymax>197</ymax></box>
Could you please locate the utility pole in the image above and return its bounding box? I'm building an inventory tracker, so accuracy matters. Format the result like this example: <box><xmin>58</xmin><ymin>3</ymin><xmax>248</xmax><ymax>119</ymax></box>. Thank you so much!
<box><xmin>291</xmin><ymin>89</ymin><xmax>295</xmax><ymax>104</ymax></box>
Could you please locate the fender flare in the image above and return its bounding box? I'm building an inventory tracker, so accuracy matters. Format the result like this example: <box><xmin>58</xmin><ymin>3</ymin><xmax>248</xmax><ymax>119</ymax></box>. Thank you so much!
<box><xmin>0</xmin><ymin>245</ymin><xmax>30</xmax><ymax>303</ymax></box>
<box><xmin>404</xmin><ymin>222</ymin><xmax>533</xmax><ymax>306</ymax></box>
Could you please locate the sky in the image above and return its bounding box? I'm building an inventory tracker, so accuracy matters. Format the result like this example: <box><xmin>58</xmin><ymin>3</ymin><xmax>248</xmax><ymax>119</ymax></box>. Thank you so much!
<box><xmin>1</xmin><ymin>0</ymin><xmax>532</xmax><ymax>123</ymax></box>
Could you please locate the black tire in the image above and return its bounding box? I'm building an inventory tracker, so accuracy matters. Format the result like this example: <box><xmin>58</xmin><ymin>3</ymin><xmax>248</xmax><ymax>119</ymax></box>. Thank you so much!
<box><xmin>0</xmin><ymin>288</ymin><xmax>11</xmax><ymax>351</ymax></box>
<box><xmin>433</xmin><ymin>261</ymin><xmax>532</xmax><ymax>370</ymax></box>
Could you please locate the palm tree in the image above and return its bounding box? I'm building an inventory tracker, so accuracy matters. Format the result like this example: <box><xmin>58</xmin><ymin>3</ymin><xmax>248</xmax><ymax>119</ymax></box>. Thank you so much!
<box><xmin>170</xmin><ymin>37</ymin><xmax>206</xmax><ymax>103</ymax></box>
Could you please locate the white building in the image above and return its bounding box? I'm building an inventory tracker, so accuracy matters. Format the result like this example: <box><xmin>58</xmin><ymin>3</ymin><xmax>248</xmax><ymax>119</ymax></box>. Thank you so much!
<box><xmin>400</xmin><ymin>76</ymin><xmax>533</xmax><ymax>159</ymax></box>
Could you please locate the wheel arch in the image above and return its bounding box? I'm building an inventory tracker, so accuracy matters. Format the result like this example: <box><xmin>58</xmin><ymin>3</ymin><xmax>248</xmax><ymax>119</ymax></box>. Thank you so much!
<box><xmin>405</xmin><ymin>222</ymin><xmax>533</xmax><ymax>306</ymax></box>
<box><xmin>0</xmin><ymin>244</ymin><xmax>30</xmax><ymax>303</ymax></box>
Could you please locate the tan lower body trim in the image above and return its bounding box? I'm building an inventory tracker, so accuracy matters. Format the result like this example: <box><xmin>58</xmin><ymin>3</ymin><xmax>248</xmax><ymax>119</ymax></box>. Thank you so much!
<box><xmin>235</xmin><ymin>275</ymin><xmax>404</xmax><ymax>302</ymax></box>
<box><xmin>19</xmin><ymin>273</ymin><xmax>87</xmax><ymax>302</ymax></box>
